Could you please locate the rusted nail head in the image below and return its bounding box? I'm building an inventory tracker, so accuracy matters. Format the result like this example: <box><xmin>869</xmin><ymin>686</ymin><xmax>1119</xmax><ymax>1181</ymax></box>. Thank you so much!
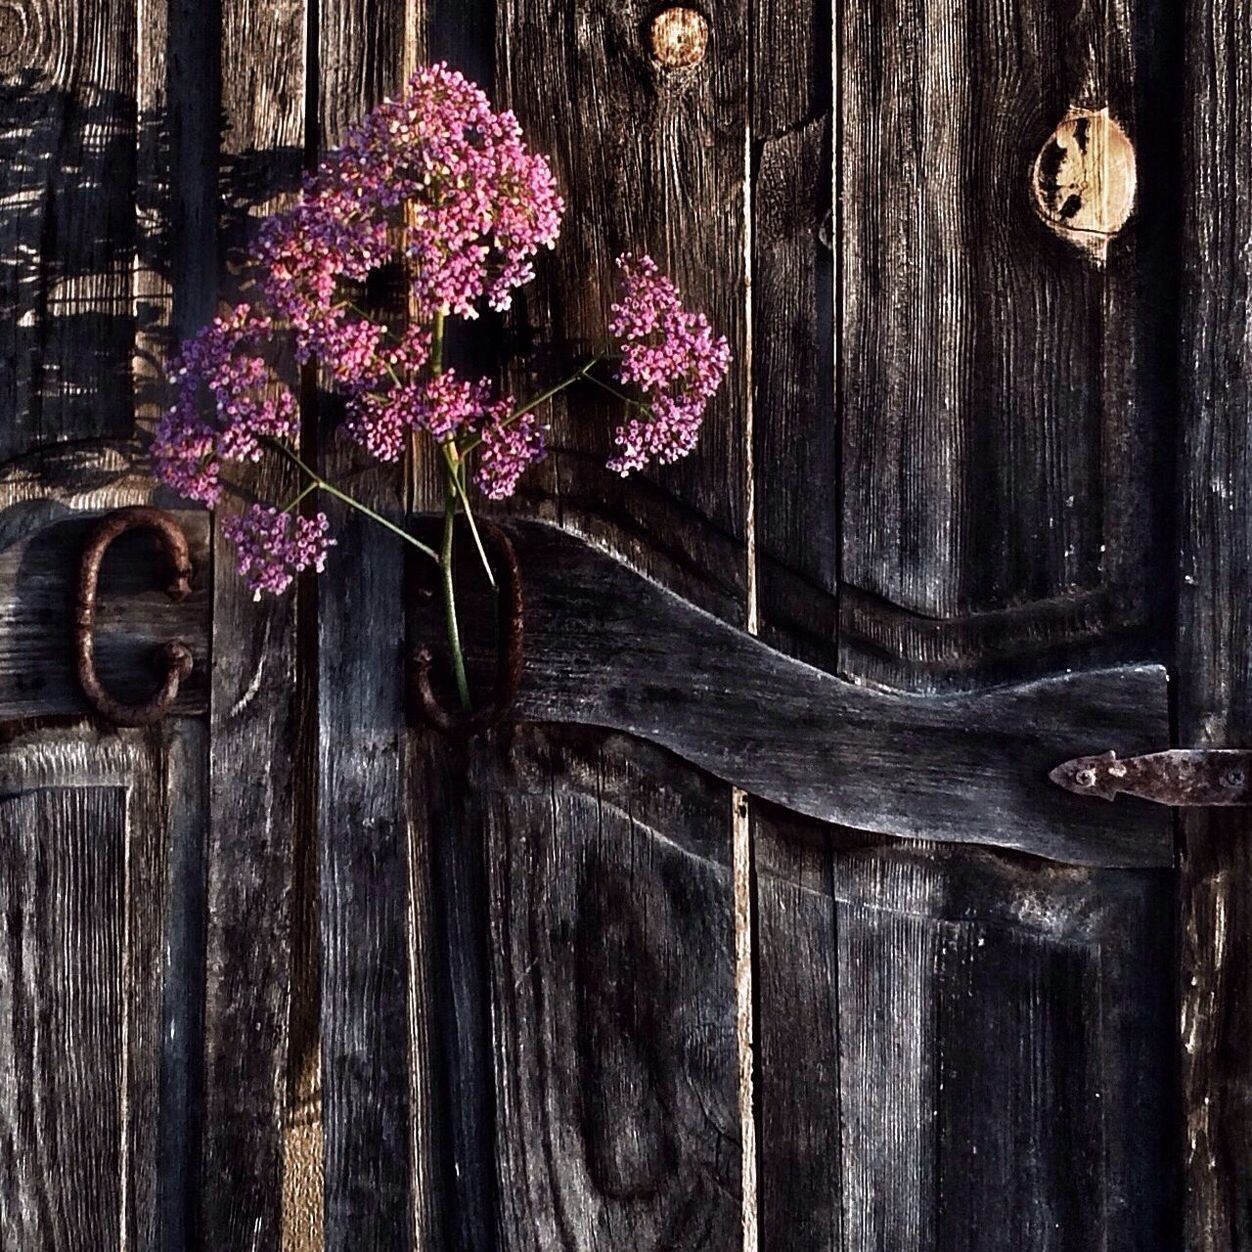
<box><xmin>648</xmin><ymin>7</ymin><xmax>708</xmax><ymax>68</ymax></box>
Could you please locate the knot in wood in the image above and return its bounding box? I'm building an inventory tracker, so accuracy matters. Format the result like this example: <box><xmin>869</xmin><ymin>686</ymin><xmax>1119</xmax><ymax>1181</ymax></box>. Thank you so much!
<box><xmin>0</xmin><ymin>1</ymin><xmax>30</xmax><ymax>71</ymax></box>
<box><xmin>1032</xmin><ymin>108</ymin><xmax>1136</xmax><ymax>264</ymax></box>
<box><xmin>648</xmin><ymin>7</ymin><xmax>708</xmax><ymax>68</ymax></box>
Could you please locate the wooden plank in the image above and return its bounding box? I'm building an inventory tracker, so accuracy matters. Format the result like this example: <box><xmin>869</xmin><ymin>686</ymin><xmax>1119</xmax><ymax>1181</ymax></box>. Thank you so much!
<box><xmin>1178</xmin><ymin>0</ymin><xmax>1252</xmax><ymax>1241</ymax></box>
<box><xmin>754</xmin><ymin>820</ymin><xmax>1176</xmax><ymax>1250</ymax></box>
<box><xmin>487</xmin><ymin>7</ymin><xmax>755</xmax><ymax>1246</ymax></box>
<box><xmin>316</xmin><ymin>2</ymin><xmax>415</xmax><ymax>1245</ymax></box>
<box><xmin>498</xmin><ymin>0</ymin><xmax>750</xmax><ymax>622</ymax></box>
<box><xmin>0</xmin><ymin>773</ymin><xmax>181</xmax><ymax>1249</ymax></box>
<box><xmin>485</xmin><ymin>724</ymin><xmax>741</xmax><ymax>1250</ymax></box>
<box><xmin>0</xmin><ymin>789</ymin><xmax>127</xmax><ymax>1249</ymax></box>
<box><xmin>492</xmin><ymin>521</ymin><xmax>1170</xmax><ymax>866</ymax></box>
<box><xmin>837</xmin><ymin>0</ymin><xmax>1168</xmax><ymax>691</ymax></box>
<box><xmin>751</xmin><ymin>0</ymin><xmax>836</xmax><ymax>669</ymax></box>
<box><xmin>0</xmin><ymin>0</ymin><xmax>139</xmax><ymax>459</ymax></box>
<box><xmin>197</xmin><ymin>0</ymin><xmax>306</xmax><ymax>1245</ymax></box>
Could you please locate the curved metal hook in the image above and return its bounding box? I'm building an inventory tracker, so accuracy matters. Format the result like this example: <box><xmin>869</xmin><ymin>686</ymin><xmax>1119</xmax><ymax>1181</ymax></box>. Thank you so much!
<box><xmin>410</xmin><ymin>520</ymin><xmax>523</xmax><ymax>737</ymax></box>
<box><xmin>75</xmin><ymin>506</ymin><xmax>194</xmax><ymax>728</ymax></box>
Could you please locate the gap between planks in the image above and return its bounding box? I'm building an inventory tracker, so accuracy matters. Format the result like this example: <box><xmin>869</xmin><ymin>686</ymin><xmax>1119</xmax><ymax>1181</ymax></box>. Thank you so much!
<box><xmin>735</xmin><ymin>105</ymin><xmax>761</xmax><ymax>1252</ymax></box>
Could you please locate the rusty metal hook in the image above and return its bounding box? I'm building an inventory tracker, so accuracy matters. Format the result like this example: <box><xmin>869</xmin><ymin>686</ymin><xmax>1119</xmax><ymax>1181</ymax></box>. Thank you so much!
<box><xmin>75</xmin><ymin>506</ymin><xmax>194</xmax><ymax>728</ymax></box>
<box><xmin>410</xmin><ymin>520</ymin><xmax>523</xmax><ymax>736</ymax></box>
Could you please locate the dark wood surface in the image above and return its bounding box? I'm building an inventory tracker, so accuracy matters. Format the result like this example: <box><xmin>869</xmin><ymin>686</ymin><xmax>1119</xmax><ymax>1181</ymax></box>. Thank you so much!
<box><xmin>497</xmin><ymin>521</ymin><xmax>1172</xmax><ymax>868</ymax></box>
<box><xmin>1179</xmin><ymin>0</ymin><xmax>1252</xmax><ymax>1243</ymax></box>
<box><xmin>316</xmin><ymin>3</ymin><xmax>417</xmax><ymax>1248</ymax></box>
<box><xmin>838</xmin><ymin>0</ymin><xmax>1169</xmax><ymax>690</ymax></box>
<box><xmin>198</xmin><ymin>0</ymin><xmax>305</xmax><ymax>1245</ymax></box>
<box><xmin>484</xmin><ymin>725</ymin><xmax>741</xmax><ymax>1250</ymax></box>
<box><xmin>0</xmin><ymin>0</ymin><xmax>1241</xmax><ymax>1247</ymax></box>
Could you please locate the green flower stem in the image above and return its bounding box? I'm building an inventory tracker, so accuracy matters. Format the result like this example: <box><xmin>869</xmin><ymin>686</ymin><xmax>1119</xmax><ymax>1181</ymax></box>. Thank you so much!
<box><xmin>443</xmin><ymin>441</ymin><xmax>496</xmax><ymax>589</ymax></box>
<box><xmin>583</xmin><ymin>372</ymin><xmax>649</xmax><ymax>412</ymax></box>
<box><xmin>431</xmin><ymin>310</ymin><xmax>445</xmax><ymax>375</ymax></box>
<box><xmin>265</xmin><ymin>439</ymin><xmax>441</xmax><ymax>563</ymax></box>
<box><xmin>440</xmin><ymin>486</ymin><xmax>472</xmax><ymax>711</ymax></box>
<box><xmin>280</xmin><ymin>481</ymin><xmax>319</xmax><ymax>513</ymax></box>
<box><xmin>458</xmin><ymin>355</ymin><xmax>603</xmax><ymax>456</ymax></box>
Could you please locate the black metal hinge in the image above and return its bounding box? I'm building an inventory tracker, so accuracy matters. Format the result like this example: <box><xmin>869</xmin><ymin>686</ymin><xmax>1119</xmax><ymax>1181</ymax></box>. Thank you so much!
<box><xmin>1050</xmin><ymin>750</ymin><xmax>1252</xmax><ymax>807</ymax></box>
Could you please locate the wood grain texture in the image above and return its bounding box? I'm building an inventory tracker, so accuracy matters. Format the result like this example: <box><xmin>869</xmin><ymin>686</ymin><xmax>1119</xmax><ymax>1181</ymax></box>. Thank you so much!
<box><xmin>1178</xmin><ymin>0</ymin><xmax>1252</xmax><ymax>1241</ymax></box>
<box><xmin>0</xmin><ymin>502</ymin><xmax>208</xmax><ymax>721</ymax></box>
<box><xmin>316</xmin><ymin>2</ymin><xmax>416</xmax><ymax>1246</ymax></box>
<box><xmin>751</xmin><ymin>0</ymin><xmax>836</xmax><ymax>669</ymax></box>
<box><xmin>838</xmin><ymin>0</ymin><xmax>1169</xmax><ymax>688</ymax></box>
<box><xmin>754</xmin><ymin>821</ymin><xmax>1176</xmax><ymax>1251</ymax></box>
<box><xmin>0</xmin><ymin>788</ymin><xmax>127</xmax><ymax>1250</ymax></box>
<box><xmin>485</xmin><ymin>724</ymin><xmax>741</xmax><ymax>1250</ymax></box>
<box><xmin>0</xmin><ymin>0</ymin><xmax>139</xmax><ymax>459</ymax></box>
<box><xmin>198</xmin><ymin>0</ymin><xmax>305</xmax><ymax>1245</ymax></box>
<box><xmin>498</xmin><ymin>0</ymin><xmax>749</xmax><ymax>622</ymax></box>
<box><xmin>494</xmin><ymin>520</ymin><xmax>1171</xmax><ymax>867</ymax></box>
<box><xmin>0</xmin><ymin>735</ymin><xmax>179</xmax><ymax>1251</ymax></box>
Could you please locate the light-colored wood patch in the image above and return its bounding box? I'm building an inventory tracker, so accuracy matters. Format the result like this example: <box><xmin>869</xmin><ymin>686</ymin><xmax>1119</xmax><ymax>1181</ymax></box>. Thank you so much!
<box><xmin>1032</xmin><ymin>107</ymin><xmax>1136</xmax><ymax>263</ymax></box>
<box><xmin>648</xmin><ymin>6</ymin><xmax>708</xmax><ymax>68</ymax></box>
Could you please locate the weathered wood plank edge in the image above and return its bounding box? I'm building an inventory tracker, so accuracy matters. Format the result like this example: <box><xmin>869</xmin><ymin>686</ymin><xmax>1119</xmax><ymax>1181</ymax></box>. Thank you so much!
<box><xmin>499</xmin><ymin>521</ymin><xmax>1172</xmax><ymax>868</ymax></box>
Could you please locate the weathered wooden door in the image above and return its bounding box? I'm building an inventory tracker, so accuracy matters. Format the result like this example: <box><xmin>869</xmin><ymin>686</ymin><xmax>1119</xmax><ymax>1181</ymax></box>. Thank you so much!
<box><xmin>5</xmin><ymin>0</ymin><xmax>1252</xmax><ymax>1247</ymax></box>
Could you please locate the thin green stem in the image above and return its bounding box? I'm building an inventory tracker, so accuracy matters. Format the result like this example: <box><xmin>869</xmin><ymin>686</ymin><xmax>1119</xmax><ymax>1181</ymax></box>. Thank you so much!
<box><xmin>265</xmin><ymin>438</ymin><xmax>441</xmax><ymax>563</ymax></box>
<box><xmin>458</xmin><ymin>356</ymin><xmax>604</xmax><ymax>456</ymax></box>
<box><xmin>442</xmin><ymin>443</ymin><xmax>496</xmax><ymax>589</ymax></box>
<box><xmin>584</xmin><ymin>373</ymin><xmax>649</xmax><ymax>412</ymax></box>
<box><xmin>280</xmin><ymin>481</ymin><xmax>318</xmax><ymax>513</ymax></box>
<box><xmin>440</xmin><ymin>490</ymin><xmax>472</xmax><ymax>711</ymax></box>
<box><xmin>431</xmin><ymin>310</ymin><xmax>445</xmax><ymax>376</ymax></box>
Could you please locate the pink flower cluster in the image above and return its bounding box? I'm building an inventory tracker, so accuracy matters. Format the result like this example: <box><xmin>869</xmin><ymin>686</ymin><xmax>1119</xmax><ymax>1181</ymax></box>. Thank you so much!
<box><xmin>223</xmin><ymin>506</ymin><xmax>336</xmax><ymax>599</ymax></box>
<box><xmin>152</xmin><ymin>64</ymin><xmax>728</xmax><ymax>601</ymax></box>
<box><xmin>152</xmin><ymin>304</ymin><xmax>298</xmax><ymax>506</ymax></box>
<box><xmin>254</xmin><ymin>62</ymin><xmax>563</xmax><ymax>385</ymax></box>
<box><xmin>606</xmin><ymin>255</ymin><xmax>731</xmax><ymax>475</ymax></box>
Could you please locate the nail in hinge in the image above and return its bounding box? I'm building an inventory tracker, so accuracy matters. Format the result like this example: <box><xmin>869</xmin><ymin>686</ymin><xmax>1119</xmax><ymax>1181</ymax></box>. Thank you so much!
<box><xmin>1050</xmin><ymin>749</ymin><xmax>1252</xmax><ymax>807</ymax></box>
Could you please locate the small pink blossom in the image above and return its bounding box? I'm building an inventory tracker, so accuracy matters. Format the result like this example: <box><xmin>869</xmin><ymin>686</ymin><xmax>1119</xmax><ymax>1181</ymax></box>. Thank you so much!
<box><xmin>606</xmin><ymin>255</ymin><xmax>731</xmax><ymax>475</ymax></box>
<box><xmin>153</xmin><ymin>304</ymin><xmax>298</xmax><ymax>505</ymax></box>
<box><xmin>223</xmin><ymin>506</ymin><xmax>336</xmax><ymax>599</ymax></box>
<box><xmin>475</xmin><ymin>405</ymin><xmax>544</xmax><ymax>500</ymax></box>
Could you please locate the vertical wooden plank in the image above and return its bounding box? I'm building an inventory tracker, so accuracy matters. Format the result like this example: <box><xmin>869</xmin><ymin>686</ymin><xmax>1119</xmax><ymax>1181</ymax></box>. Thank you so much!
<box><xmin>935</xmin><ymin>927</ymin><xmax>1104</xmax><ymax>1250</ymax></box>
<box><xmin>498</xmin><ymin>0</ymin><xmax>750</xmax><ymax>620</ymax></box>
<box><xmin>492</xmin><ymin>10</ymin><xmax>753</xmax><ymax>1250</ymax></box>
<box><xmin>0</xmin><ymin>0</ymin><xmax>139</xmax><ymax>458</ymax></box>
<box><xmin>486</xmin><ymin>726</ymin><xmax>741</xmax><ymax>1251</ymax></box>
<box><xmin>1179</xmin><ymin>0</ymin><xmax>1252</xmax><ymax>1243</ymax></box>
<box><xmin>837</xmin><ymin>0</ymin><xmax>1165</xmax><ymax>691</ymax></box>
<box><xmin>316</xmin><ymin>1</ymin><xmax>416</xmax><ymax>1246</ymax></box>
<box><xmin>754</xmin><ymin>846</ymin><xmax>841</xmax><ymax>1250</ymax></box>
<box><xmin>198</xmin><ymin>0</ymin><xmax>306</xmax><ymax>1245</ymax></box>
<box><xmin>751</xmin><ymin>0</ymin><xmax>836</xmax><ymax>666</ymax></box>
<box><xmin>0</xmin><ymin>789</ymin><xmax>127</xmax><ymax>1249</ymax></box>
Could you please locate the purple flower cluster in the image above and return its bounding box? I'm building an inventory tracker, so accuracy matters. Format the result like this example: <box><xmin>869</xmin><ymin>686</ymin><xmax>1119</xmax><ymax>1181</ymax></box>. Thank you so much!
<box><xmin>152</xmin><ymin>304</ymin><xmax>298</xmax><ymax>506</ymax></box>
<box><xmin>223</xmin><ymin>506</ymin><xmax>336</xmax><ymax>599</ymax></box>
<box><xmin>254</xmin><ymin>61</ymin><xmax>563</xmax><ymax>386</ymax></box>
<box><xmin>152</xmin><ymin>63</ymin><xmax>728</xmax><ymax>602</ymax></box>
<box><xmin>606</xmin><ymin>255</ymin><xmax>731</xmax><ymax>475</ymax></box>
<box><xmin>476</xmin><ymin>408</ymin><xmax>545</xmax><ymax>500</ymax></box>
